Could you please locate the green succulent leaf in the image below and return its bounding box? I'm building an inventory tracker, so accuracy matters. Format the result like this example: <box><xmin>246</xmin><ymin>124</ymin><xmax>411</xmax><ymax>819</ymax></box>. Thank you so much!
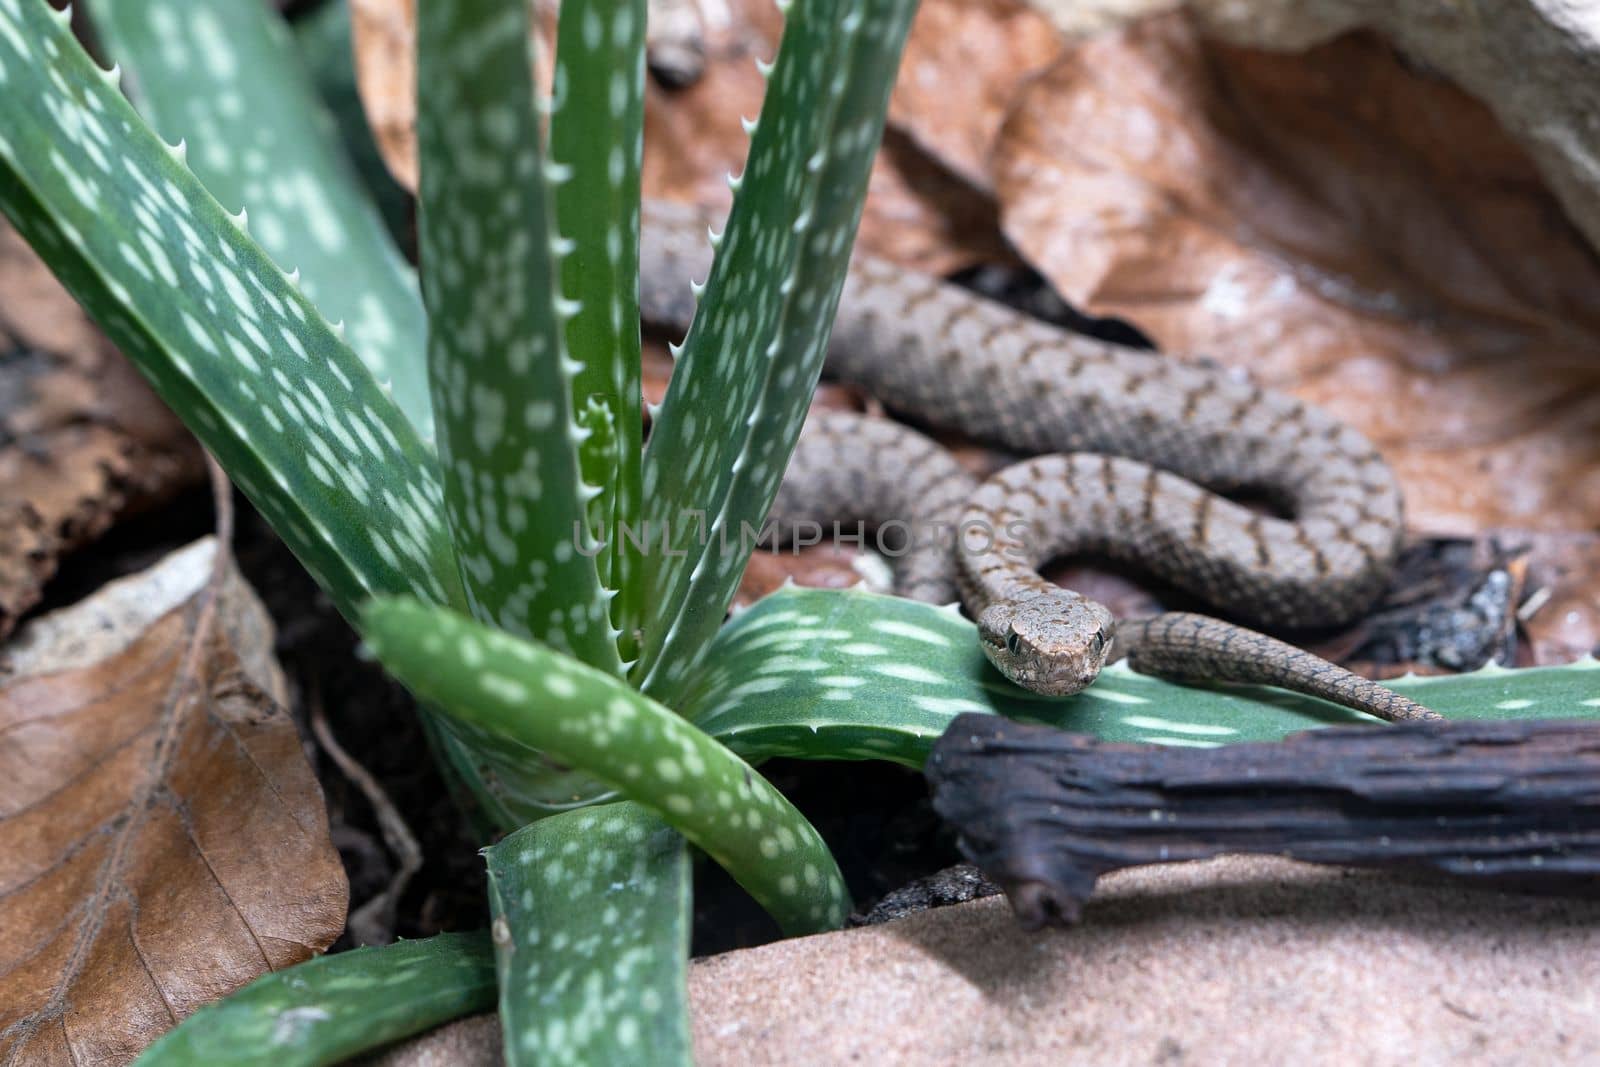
<box><xmin>362</xmin><ymin>596</ymin><xmax>851</xmax><ymax>934</ymax></box>
<box><xmin>0</xmin><ymin>0</ymin><xmax>457</xmax><ymax>620</ymax></box>
<box><xmin>89</xmin><ymin>0</ymin><xmax>434</xmax><ymax>440</ymax></box>
<box><xmin>418</xmin><ymin>0</ymin><xmax>622</xmax><ymax>674</ymax></box>
<box><xmin>682</xmin><ymin>586</ymin><xmax>1600</xmax><ymax>766</ymax></box>
<box><xmin>486</xmin><ymin>804</ymin><xmax>691</xmax><ymax>1067</ymax></box>
<box><xmin>134</xmin><ymin>932</ymin><xmax>496</xmax><ymax>1067</ymax></box>
<box><xmin>293</xmin><ymin>0</ymin><xmax>416</xmax><ymax>254</ymax></box>
<box><xmin>24</xmin><ymin>0</ymin><xmax>540</xmax><ymax>835</ymax></box>
<box><xmin>548</xmin><ymin>0</ymin><xmax>647</xmax><ymax>642</ymax></box>
<box><xmin>632</xmin><ymin>0</ymin><xmax>919</xmax><ymax>703</ymax></box>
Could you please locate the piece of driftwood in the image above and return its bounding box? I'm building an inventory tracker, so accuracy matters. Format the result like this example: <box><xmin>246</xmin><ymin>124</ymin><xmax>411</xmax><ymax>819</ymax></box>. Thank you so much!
<box><xmin>926</xmin><ymin>713</ymin><xmax>1600</xmax><ymax>929</ymax></box>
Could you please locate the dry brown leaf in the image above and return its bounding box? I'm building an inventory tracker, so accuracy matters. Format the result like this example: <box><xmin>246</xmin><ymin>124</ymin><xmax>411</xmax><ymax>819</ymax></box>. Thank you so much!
<box><xmin>346</xmin><ymin>0</ymin><xmax>1015</xmax><ymax>273</ymax></box>
<box><xmin>991</xmin><ymin>14</ymin><xmax>1600</xmax><ymax>537</ymax></box>
<box><xmin>0</xmin><ymin>538</ymin><xmax>347</xmax><ymax>1065</ymax></box>
<box><xmin>349</xmin><ymin>0</ymin><xmax>419</xmax><ymax>191</ymax></box>
<box><xmin>637</xmin><ymin>0</ymin><xmax>1015</xmax><ymax>272</ymax></box>
<box><xmin>0</xmin><ymin>221</ymin><xmax>202</xmax><ymax>639</ymax></box>
<box><xmin>889</xmin><ymin>0</ymin><xmax>1060</xmax><ymax>193</ymax></box>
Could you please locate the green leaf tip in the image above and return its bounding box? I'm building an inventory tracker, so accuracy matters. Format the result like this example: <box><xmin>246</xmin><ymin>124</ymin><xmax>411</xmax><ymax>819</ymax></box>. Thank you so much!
<box><xmin>135</xmin><ymin>932</ymin><xmax>496</xmax><ymax>1067</ymax></box>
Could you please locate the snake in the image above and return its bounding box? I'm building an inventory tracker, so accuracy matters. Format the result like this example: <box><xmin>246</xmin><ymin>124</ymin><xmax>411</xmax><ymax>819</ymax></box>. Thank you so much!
<box><xmin>637</xmin><ymin>199</ymin><xmax>1439</xmax><ymax>723</ymax></box>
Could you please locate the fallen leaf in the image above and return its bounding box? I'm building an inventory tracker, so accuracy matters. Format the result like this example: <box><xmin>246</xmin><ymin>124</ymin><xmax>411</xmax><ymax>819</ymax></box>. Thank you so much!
<box><xmin>346</xmin><ymin>0</ymin><xmax>1015</xmax><ymax>273</ymax></box>
<box><xmin>0</xmin><ymin>220</ymin><xmax>202</xmax><ymax>639</ymax></box>
<box><xmin>991</xmin><ymin>15</ymin><xmax>1600</xmax><ymax>537</ymax></box>
<box><xmin>348</xmin><ymin>0</ymin><xmax>418</xmax><ymax>191</ymax></box>
<box><xmin>889</xmin><ymin>0</ymin><xmax>1060</xmax><ymax>193</ymax></box>
<box><xmin>0</xmin><ymin>537</ymin><xmax>347</xmax><ymax>1065</ymax></box>
<box><xmin>1013</xmin><ymin>0</ymin><xmax>1600</xmax><ymax>261</ymax></box>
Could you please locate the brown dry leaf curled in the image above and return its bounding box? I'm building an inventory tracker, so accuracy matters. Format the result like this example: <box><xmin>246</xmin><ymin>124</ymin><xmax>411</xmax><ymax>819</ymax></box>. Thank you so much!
<box><xmin>0</xmin><ymin>538</ymin><xmax>347</xmax><ymax>1065</ymax></box>
<box><xmin>0</xmin><ymin>220</ymin><xmax>202</xmax><ymax>639</ymax></box>
<box><xmin>991</xmin><ymin>14</ymin><xmax>1600</xmax><ymax>536</ymax></box>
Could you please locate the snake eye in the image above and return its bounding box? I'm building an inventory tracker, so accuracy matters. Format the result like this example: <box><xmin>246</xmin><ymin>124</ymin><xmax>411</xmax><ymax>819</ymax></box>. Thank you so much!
<box><xmin>1090</xmin><ymin>629</ymin><xmax>1106</xmax><ymax>656</ymax></box>
<box><xmin>1005</xmin><ymin>629</ymin><xmax>1023</xmax><ymax>656</ymax></box>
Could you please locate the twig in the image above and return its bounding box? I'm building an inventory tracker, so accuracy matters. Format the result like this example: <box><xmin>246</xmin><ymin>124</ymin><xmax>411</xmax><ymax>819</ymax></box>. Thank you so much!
<box><xmin>309</xmin><ymin>683</ymin><xmax>422</xmax><ymax>946</ymax></box>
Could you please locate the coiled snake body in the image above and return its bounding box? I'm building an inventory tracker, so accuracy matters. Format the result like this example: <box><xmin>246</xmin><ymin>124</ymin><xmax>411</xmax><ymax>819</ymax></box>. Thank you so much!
<box><xmin>639</xmin><ymin>201</ymin><xmax>1437</xmax><ymax>722</ymax></box>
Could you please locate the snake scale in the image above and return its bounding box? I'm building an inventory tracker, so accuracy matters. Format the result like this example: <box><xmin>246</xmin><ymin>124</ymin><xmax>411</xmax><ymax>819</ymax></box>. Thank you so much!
<box><xmin>637</xmin><ymin>199</ymin><xmax>1438</xmax><ymax>723</ymax></box>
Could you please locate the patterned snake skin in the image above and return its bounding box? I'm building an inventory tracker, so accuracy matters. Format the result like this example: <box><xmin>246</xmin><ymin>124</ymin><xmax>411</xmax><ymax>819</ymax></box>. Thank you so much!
<box><xmin>639</xmin><ymin>200</ymin><xmax>1438</xmax><ymax>722</ymax></box>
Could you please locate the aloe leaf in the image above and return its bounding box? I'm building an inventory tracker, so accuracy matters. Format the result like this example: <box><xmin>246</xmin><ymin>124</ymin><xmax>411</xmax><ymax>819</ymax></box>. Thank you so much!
<box><xmin>2</xmin><ymin>0</ymin><xmax>552</xmax><ymax>833</ymax></box>
<box><xmin>0</xmin><ymin>0</ymin><xmax>457</xmax><ymax>618</ymax></box>
<box><xmin>293</xmin><ymin>0</ymin><xmax>415</xmax><ymax>252</ymax></box>
<box><xmin>89</xmin><ymin>0</ymin><xmax>577</xmax><ymax>829</ymax></box>
<box><xmin>682</xmin><ymin>586</ymin><xmax>1600</xmax><ymax>766</ymax></box>
<box><xmin>134</xmin><ymin>932</ymin><xmax>496</xmax><ymax>1067</ymax></box>
<box><xmin>89</xmin><ymin>0</ymin><xmax>433</xmax><ymax>440</ymax></box>
<box><xmin>417</xmin><ymin>0</ymin><xmax>621</xmax><ymax>674</ymax></box>
<box><xmin>486</xmin><ymin>804</ymin><xmax>691</xmax><ymax>1067</ymax></box>
<box><xmin>548</xmin><ymin>0</ymin><xmax>647</xmax><ymax>642</ymax></box>
<box><xmin>632</xmin><ymin>0</ymin><xmax>919</xmax><ymax>703</ymax></box>
<box><xmin>362</xmin><ymin>596</ymin><xmax>851</xmax><ymax>934</ymax></box>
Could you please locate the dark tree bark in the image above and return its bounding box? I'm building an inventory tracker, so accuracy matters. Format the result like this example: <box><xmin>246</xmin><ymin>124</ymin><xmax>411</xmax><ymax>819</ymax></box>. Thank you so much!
<box><xmin>927</xmin><ymin>714</ymin><xmax>1600</xmax><ymax>929</ymax></box>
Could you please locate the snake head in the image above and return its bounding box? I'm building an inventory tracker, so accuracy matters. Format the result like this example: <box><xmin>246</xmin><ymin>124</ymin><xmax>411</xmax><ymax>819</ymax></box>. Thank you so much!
<box><xmin>977</xmin><ymin>593</ymin><xmax>1114</xmax><ymax>696</ymax></box>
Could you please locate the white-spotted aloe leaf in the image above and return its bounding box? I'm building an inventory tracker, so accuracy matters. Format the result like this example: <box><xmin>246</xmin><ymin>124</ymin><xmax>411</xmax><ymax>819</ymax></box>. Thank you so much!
<box><xmin>88</xmin><ymin>0</ymin><xmax>579</xmax><ymax>831</ymax></box>
<box><xmin>485</xmin><ymin>804</ymin><xmax>691</xmax><ymax>1067</ymax></box>
<box><xmin>418</xmin><ymin>0</ymin><xmax>622</xmax><ymax>674</ymax></box>
<box><xmin>134</xmin><ymin>932</ymin><xmax>496</xmax><ymax>1067</ymax></box>
<box><xmin>361</xmin><ymin>596</ymin><xmax>851</xmax><ymax>935</ymax></box>
<box><xmin>3</xmin><ymin>0</ymin><xmax>558</xmax><ymax>834</ymax></box>
<box><xmin>293</xmin><ymin>0</ymin><xmax>415</xmax><ymax>256</ymax></box>
<box><xmin>0</xmin><ymin>0</ymin><xmax>457</xmax><ymax>619</ymax></box>
<box><xmin>632</xmin><ymin>0</ymin><xmax>919</xmax><ymax>703</ymax></box>
<box><xmin>679</xmin><ymin>587</ymin><xmax>1600</xmax><ymax>766</ymax></box>
<box><xmin>89</xmin><ymin>0</ymin><xmax>433</xmax><ymax>440</ymax></box>
<box><xmin>548</xmin><ymin>0</ymin><xmax>647</xmax><ymax>647</ymax></box>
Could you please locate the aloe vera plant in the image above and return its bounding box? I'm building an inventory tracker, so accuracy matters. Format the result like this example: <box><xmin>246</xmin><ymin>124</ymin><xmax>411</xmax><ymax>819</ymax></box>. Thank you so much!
<box><xmin>3</xmin><ymin>0</ymin><xmax>1596</xmax><ymax>1063</ymax></box>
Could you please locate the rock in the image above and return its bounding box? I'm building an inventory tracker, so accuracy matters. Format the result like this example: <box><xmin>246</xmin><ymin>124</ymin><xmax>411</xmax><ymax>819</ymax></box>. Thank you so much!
<box><xmin>372</xmin><ymin>855</ymin><xmax>1600</xmax><ymax>1064</ymax></box>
